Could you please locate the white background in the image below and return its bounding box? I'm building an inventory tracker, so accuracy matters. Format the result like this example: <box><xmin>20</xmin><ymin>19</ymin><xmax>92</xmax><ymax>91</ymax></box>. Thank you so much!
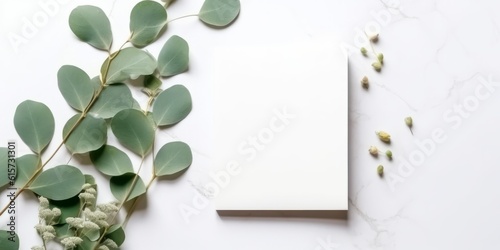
<box><xmin>1</xmin><ymin>0</ymin><xmax>500</xmax><ymax>249</ymax></box>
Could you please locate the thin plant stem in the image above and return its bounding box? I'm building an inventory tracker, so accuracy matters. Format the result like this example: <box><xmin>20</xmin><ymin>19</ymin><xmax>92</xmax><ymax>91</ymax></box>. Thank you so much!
<box><xmin>167</xmin><ymin>14</ymin><xmax>199</xmax><ymax>24</ymax></box>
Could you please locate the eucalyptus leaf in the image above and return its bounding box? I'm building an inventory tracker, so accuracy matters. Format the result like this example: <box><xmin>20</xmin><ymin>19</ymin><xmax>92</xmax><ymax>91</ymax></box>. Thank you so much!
<box><xmin>90</xmin><ymin>145</ymin><xmax>134</xmax><ymax>176</ymax></box>
<box><xmin>29</xmin><ymin>165</ymin><xmax>85</xmax><ymax>201</ymax></box>
<box><xmin>69</xmin><ymin>5</ymin><xmax>113</xmax><ymax>50</ymax></box>
<box><xmin>130</xmin><ymin>1</ymin><xmax>168</xmax><ymax>47</ymax></box>
<box><xmin>154</xmin><ymin>141</ymin><xmax>192</xmax><ymax>177</ymax></box>
<box><xmin>84</xmin><ymin>228</ymin><xmax>100</xmax><ymax>241</ymax></box>
<box><xmin>199</xmin><ymin>0</ymin><xmax>240</xmax><ymax>27</ymax></box>
<box><xmin>63</xmin><ymin>114</ymin><xmax>107</xmax><ymax>154</ymax></box>
<box><xmin>91</xmin><ymin>76</ymin><xmax>102</xmax><ymax>92</ymax></box>
<box><xmin>144</xmin><ymin>75</ymin><xmax>162</xmax><ymax>91</ymax></box>
<box><xmin>152</xmin><ymin>85</ymin><xmax>192</xmax><ymax>126</ymax></box>
<box><xmin>58</xmin><ymin>65</ymin><xmax>94</xmax><ymax>111</ymax></box>
<box><xmin>50</xmin><ymin>195</ymin><xmax>81</xmax><ymax>224</ymax></box>
<box><xmin>14</xmin><ymin>100</ymin><xmax>55</xmax><ymax>154</ymax></box>
<box><xmin>77</xmin><ymin>236</ymin><xmax>97</xmax><ymax>250</ymax></box>
<box><xmin>54</xmin><ymin>223</ymin><xmax>74</xmax><ymax>238</ymax></box>
<box><xmin>14</xmin><ymin>154</ymin><xmax>40</xmax><ymax>188</ymax></box>
<box><xmin>106</xmin><ymin>225</ymin><xmax>125</xmax><ymax>247</ymax></box>
<box><xmin>158</xmin><ymin>35</ymin><xmax>189</xmax><ymax>77</ymax></box>
<box><xmin>0</xmin><ymin>230</ymin><xmax>19</xmax><ymax>250</ymax></box>
<box><xmin>111</xmin><ymin>109</ymin><xmax>154</xmax><ymax>157</ymax></box>
<box><xmin>0</xmin><ymin>148</ymin><xmax>10</xmax><ymax>188</ymax></box>
<box><xmin>102</xmin><ymin>47</ymin><xmax>157</xmax><ymax>84</ymax></box>
<box><xmin>110</xmin><ymin>173</ymin><xmax>146</xmax><ymax>202</ymax></box>
<box><xmin>84</xmin><ymin>174</ymin><xmax>96</xmax><ymax>185</ymax></box>
<box><xmin>89</xmin><ymin>83</ymin><xmax>136</xmax><ymax>119</ymax></box>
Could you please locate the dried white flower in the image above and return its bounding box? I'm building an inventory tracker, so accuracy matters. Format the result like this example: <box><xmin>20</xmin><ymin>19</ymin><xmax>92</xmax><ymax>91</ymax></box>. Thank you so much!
<box><xmin>82</xmin><ymin>183</ymin><xmax>92</xmax><ymax>190</ymax></box>
<box><xmin>97</xmin><ymin>246</ymin><xmax>110</xmax><ymax>250</ymax></box>
<box><xmin>97</xmin><ymin>202</ymin><xmax>119</xmax><ymax>214</ymax></box>
<box><xmin>83</xmin><ymin>221</ymin><xmax>100</xmax><ymax>230</ymax></box>
<box><xmin>61</xmin><ymin>237</ymin><xmax>83</xmax><ymax>249</ymax></box>
<box><xmin>31</xmin><ymin>246</ymin><xmax>45</xmax><ymax>250</ymax></box>
<box><xmin>368</xmin><ymin>146</ymin><xmax>378</xmax><ymax>156</ymax></box>
<box><xmin>66</xmin><ymin>217</ymin><xmax>84</xmax><ymax>229</ymax></box>
<box><xmin>85</xmin><ymin>188</ymin><xmax>97</xmax><ymax>196</ymax></box>
<box><xmin>42</xmin><ymin>231</ymin><xmax>55</xmax><ymax>241</ymax></box>
<box><xmin>79</xmin><ymin>192</ymin><xmax>96</xmax><ymax>205</ymax></box>
<box><xmin>39</xmin><ymin>197</ymin><xmax>49</xmax><ymax>208</ymax></box>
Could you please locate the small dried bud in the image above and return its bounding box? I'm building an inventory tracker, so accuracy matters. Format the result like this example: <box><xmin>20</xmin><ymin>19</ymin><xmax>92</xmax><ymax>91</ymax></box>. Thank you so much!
<box><xmin>372</xmin><ymin>61</ymin><xmax>382</xmax><ymax>72</ymax></box>
<box><xmin>405</xmin><ymin>116</ymin><xmax>413</xmax><ymax>127</ymax></box>
<box><xmin>385</xmin><ymin>150</ymin><xmax>393</xmax><ymax>159</ymax></box>
<box><xmin>376</xmin><ymin>131</ymin><xmax>391</xmax><ymax>142</ymax></box>
<box><xmin>377</xmin><ymin>165</ymin><xmax>384</xmax><ymax>176</ymax></box>
<box><xmin>369</xmin><ymin>33</ymin><xmax>379</xmax><ymax>43</ymax></box>
<box><xmin>405</xmin><ymin>116</ymin><xmax>413</xmax><ymax>134</ymax></box>
<box><xmin>360</xmin><ymin>47</ymin><xmax>368</xmax><ymax>56</ymax></box>
<box><xmin>368</xmin><ymin>146</ymin><xmax>378</xmax><ymax>156</ymax></box>
<box><xmin>361</xmin><ymin>76</ymin><xmax>369</xmax><ymax>89</ymax></box>
<box><xmin>377</xmin><ymin>53</ymin><xmax>384</xmax><ymax>64</ymax></box>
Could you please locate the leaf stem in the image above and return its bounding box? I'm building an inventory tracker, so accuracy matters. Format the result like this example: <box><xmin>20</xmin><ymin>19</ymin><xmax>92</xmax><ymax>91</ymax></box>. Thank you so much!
<box><xmin>167</xmin><ymin>14</ymin><xmax>199</xmax><ymax>24</ymax></box>
<box><xmin>121</xmin><ymin>175</ymin><xmax>156</xmax><ymax>228</ymax></box>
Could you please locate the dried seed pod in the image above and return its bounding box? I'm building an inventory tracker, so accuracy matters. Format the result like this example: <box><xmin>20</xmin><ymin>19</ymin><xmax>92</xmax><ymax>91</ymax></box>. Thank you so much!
<box><xmin>372</xmin><ymin>61</ymin><xmax>382</xmax><ymax>72</ymax></box>
<box><xmin>376</xmin><ymin>131</ymin><xmax>391</xmax><ymax>142</ymax></box>
<box><xmin>361</xmin><ymin>76</ymin><xmax>369</xmax><ymax>89</ymax></box>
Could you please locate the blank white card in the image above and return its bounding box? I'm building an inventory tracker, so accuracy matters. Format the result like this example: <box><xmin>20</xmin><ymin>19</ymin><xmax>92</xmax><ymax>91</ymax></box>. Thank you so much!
<box><xmin>212</xmin><ymin>38</ymin><xmax>348</xmax><ymax>211</ymax></box>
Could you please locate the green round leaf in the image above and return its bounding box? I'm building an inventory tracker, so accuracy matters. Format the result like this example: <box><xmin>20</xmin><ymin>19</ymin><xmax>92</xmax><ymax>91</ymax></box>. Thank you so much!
<box><xmin>14</xmin><ymin>154</ymin><xmax>40</xmax><ymax>188</ymax></box>
<box><xmin>90</xmin><ymin>76</ymin><xmax>102</xmax><ymax>92</ymax></box>
<box><xmin>14</xmin><ymin>100</ymin><xmax>55</xmax><ymax>154</ymax></box>
<box><xmin>54</xmin><ymin>224</ymin><xmax>74</xmax><ymax>238</ymax></box>
<box><xmin>84</xmin><ymin>174</ymin><xmax>96</xmax><ymax>185</ymax></box>
<box><xmin>50</xmin><ymin>195</ymin><xmax>81</xmax><ymax>224</ymax></box>
<box><xmin>90</xmin><ymin>145</ymin><xmax>134</xmax><ymax>176</ymax></box>
<box><xmin>154</xmin><ymin>141</ymin><xmax>192</xmax><ymax>177</ymax></box>
<box><xmin>110</xmin><ymin>173</ymin><xmax>146</xmax><ymax>202</ymax></box>
<box><xmin>199</xmin><ymin>0</ymin><xmax>240</xmax><ymax>27</ymax></box>
<box><xmin>130</xmin><ymin>1</ymin><xmax>168</xmax><ymax>47</ymax></box>
<box><xmin>69</xmin><ymin>5</ymin><xmax>113</xmax><ymax>50</ymax></box>
<box><xmin>158</xmin><ymin>35</ymin><xmax>189</xmax><ymax>77</ymax></box>
<box><xmin>111</xmin><ymin>109</ymin><xmax>154</xmax><ymax>157</ymax></box>
<box><xmin>77</xmin><ymin>236</ymin><xmax>98</xmax><ymax>250</ymax></box>
<box><xmin>89</xmin><ymin>83</ymin><xmax>136</xmax><ymax>119</ymax></box>
<box><xmin>29</xmin><ymin>165</ymin><xmax>85</xmax><ymax>201</ymax></box>
<box><xmin>58</xmin><ymin>65</ymin><xmax>94</xmax><ymax>111</ymax></box>
<box><xmin>102</xmin><ymin>47</ymin><xmax>157</xmax><ymax>84</ymax></box>
<box><xmin>106</xmin><ymin>225</ymin><xmax>125</xmax><ymax>247</ymax></box>
<box><xmin>152</xmin><ymin>85</ymin><xmax>192</xmax><ymax>126</ymax></box>
<box><xmin>0</xmin><ymin>230</ymin><xmax>19</xmax><ymax>250</ymax></box>
<box><xmin>63</xmin><ymin>114</ymin><xmax>107</xmax><ymax>154</ymax></box>
<box><xmin>143</xmin><ymin>75</ymin><xmax>162</xmax><ymax>91</ymax></box>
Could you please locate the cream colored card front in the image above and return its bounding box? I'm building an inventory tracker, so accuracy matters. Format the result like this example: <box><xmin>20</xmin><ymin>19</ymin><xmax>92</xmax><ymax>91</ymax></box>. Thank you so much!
<box><xmin>212</xmin><ymin>38</ymin><xmax>348</xmax><ymax>211</ymax></box>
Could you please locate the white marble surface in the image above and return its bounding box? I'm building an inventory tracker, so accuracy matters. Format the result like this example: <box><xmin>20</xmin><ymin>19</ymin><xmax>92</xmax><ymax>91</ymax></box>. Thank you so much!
<box><xmin>1</xmin><ymin>0</ymin><xmax>500</xmax><ymax>249</ymax></box>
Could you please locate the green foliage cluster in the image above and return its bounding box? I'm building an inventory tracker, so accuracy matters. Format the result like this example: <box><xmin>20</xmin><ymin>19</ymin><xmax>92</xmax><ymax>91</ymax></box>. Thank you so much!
<box><xmin>0</xmin><ymin>0</ymin><xmax>240</xmax><ymax>249</ymax></box>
